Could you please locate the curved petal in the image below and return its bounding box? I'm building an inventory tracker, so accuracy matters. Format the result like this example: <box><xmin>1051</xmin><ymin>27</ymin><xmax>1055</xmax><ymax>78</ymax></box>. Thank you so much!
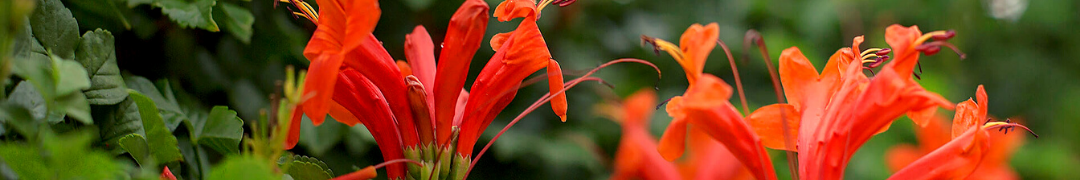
<box><xmin>547</xmin><ymin>59</ymin><xmax>567</xmax><ymax>122</ymax></box>
<box><xmin>493</xmin><ymin>0</ymin><xmax>536</xmax><ymax>21</ymax></box>
<box><xmin>778</xmin><ymin>47</ymin><xmax>818</xmax><ymax>110</ymax></box>
<box><xmin>457</xmin><ymin>15</ymin><xmax>552</xmax><ymax>155</ymax></box>
<box><xmin>434</xmin><ymin>0</ymin><xmax>490</xmax><ymax>145</ymax></box>
<box><xmin>341</xmin><ymin>33</ymin><xmax>421</xmax><ymax>147</ymax></box>
<box><xmin>747</xmin><ymin>103</ymin><xmax>800</xmax><ymax>151</ymax></box>
<box><xmin>301</xmin><ymin>54</ymin><xmax>344</xmax><ymax>124</ymax></box>
<box><xmin>677</xmin><ymin>23</ymin><xmax>719</xmax><ymax>83</ymax></box>
<box><xmin>404</xmin><ymin>26</ymin><xmax>437</xmax><ymax>97</ymax></box>
<box><xmin>679</xmin><ymin>75</ymin><xmax>777</xmax><ymax>180</ymax></box>
<box><xmin>883</xmin><ymin>24</ymin><xmax>923</xmax><ymax>79</ymax></box>
<box><xmin>888</xmin><ymin>126</ymin><xmax>989</xmax><ymax>180</ymax></box>
<box><xmin>334</xmin><ymin>69</ymin><xmax>407</xmax><ymax>179</ymax></box>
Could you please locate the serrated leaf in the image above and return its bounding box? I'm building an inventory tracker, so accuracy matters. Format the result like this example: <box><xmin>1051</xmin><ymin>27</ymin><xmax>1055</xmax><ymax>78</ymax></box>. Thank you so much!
<box><xmin>129</xmin><ymin>0</ymin><xmax>219</xmax><ymax>31</ymax></box>
<box><xmin>128</xmin><ymin>90</ymin><xmax>183</xmax><ymax>164</ymax></box>
<box><xmin>6</xmin><ymin>82</ymin><xmax>46</xmax><ymax>120</ymax></box>
<box><xmin>29</xmin><ymin>0</ymin><xmax>80</xmax><ymax>58</ymax></box>
<box><xmin>285</xmin><ymin>155</ymin><xmax>333</xmax><ymax>180</ymax></box>
<box><xmin>13</xmin><ymin>17</ymin><xmax>44</xmax><ymax>59</ymax></box>
<box><xmin>206</xmin><ymin>155</ymin><xmax>276</xmax><ymax>180</ymax></box>
<box><xmin>50</xmin><ymin>55</ymin><xmax>90</xmax><ymax>96</ymax></box>
<box><xmin>117</xmin><ymin>133</ymin><xmax>152</xmax><ymax>166</ymax></box>
<box><xmin>214</xmin><ymin>3</ymin><xmax>253</xmax><ymax>43</ymax></box>
<box><xmin>54</xmin><ymin>91</ymin><xmax>92</xmax><ymax>124</ymax></box>
<box><xmin>190</xmin><ymin>106</ymin><xmax>243</xmax><ymax>154</ymax></box>
<box><xmin>11</xmin><ymin>51</ymin><xmax>55</xmax><ymax>100</ymax></box>
<box><xmin>126</xmin><ymin>76</ymin><xmax>185</xmax><ymax>131</ymax></box>
<box><xmin>75</xmin><ymin>29</ymin><xmax>127</xmax><ymax>105</ymax></box>
<box><xmin>94</xmin><ymin>98</ymin><xmax>145</xmax><ymax>150</ymax></box>
<box><xmin>49</xmin><ymin>55</ymin><xmax>92</xmax><ymax>124</ymax></box>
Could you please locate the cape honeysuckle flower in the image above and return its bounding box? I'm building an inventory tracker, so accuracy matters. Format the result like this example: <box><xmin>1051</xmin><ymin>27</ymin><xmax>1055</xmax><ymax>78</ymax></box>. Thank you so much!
<box><xmin>886</xmin><ymin>85</ymin><xmax>1035</xmax><ymax>180</ymax></box>
<box><xmin>285</xmin><ymin>0</ymin><xmax>648</xmax><ymax>179</ymax></box>
<box><xmin>602</xmin><ymin>89</ymin><xmax>681</xmax><ymax>180</ymax></box>
<box><xmin>601</xmin><ymin>89</ymin><xmax>748</xmax><ymax>180</ymax></box>
<box><xmin>745</xmin><ymin>25</ymin><xmax>992</xmax><ymax>179</ymax></box>
<box><xmin>645</xmin><ymin>23</ymin><xmax>779</xmax><ymax>180</ymax></box>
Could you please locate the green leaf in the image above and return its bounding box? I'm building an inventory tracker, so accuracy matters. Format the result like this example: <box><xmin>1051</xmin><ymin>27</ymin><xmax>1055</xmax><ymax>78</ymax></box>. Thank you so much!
<box><xmin>214</xmin><ymin>3</ymin><xmax>253</xmax><ymax>43</ymax></box>
<box><xmin>117</xmin><ymin>133</ymin><xmax>152</xmax><ymax>166</ymax></box>
<box><xmin>6</xmin><ymin>82</ymin><xmax>46</xmax><ymax>120</ymax></box>
<box><xmin>50</xmin><ymin>55</ymin><xmax>90</xmax><ymax>96</ymax></box>
<box><xmin>206</xmin><ymin>155</ymin><xmax>277</xmax><ymax>180</ymax></box>
<box><xmin>178</xmin><ymin>135</ymin><xmax>211</xmax><ymax>180</ymax></box>
<box><xmin>94</xmin><ymin>98</ymin><xmax>145</xmax><ymax>151</ymax></box>
<box><xmin>75</xmin><ymin>29</ymin><xmax>127</xmax><ymax>105</ymax></box>
<box><xmin>129</xmin><ymin>0</ymin><xmax>219</xmax><ymax>32</ymax></box>
<box><xmin>190</xmin><ymin>106</ymin><xmax>244</xmax><ymax>154</ymax></box>
<box><xmin>49</xmin><ymin>55</ymin><xmax>92</xmax><ymax>124</ymax></box>
<box><xmin>299</xmin><ymin>115</ymin><xmax>343</xmax><ymax>156</ymax></box>
<box><xmin>64</xmin><ymin>0</ymin><xmax>132</xmax><ymax>29</ymax></box>
<box><xmin>126</xmin><ymin>76</ymin><xmax>185</xmax><ymax>131</ymax></box>
<box><xmin>29</xmin><ymin>0</ymin><xmax>80</xmax><ymax>58</ymax></box>
<box><xmin>11</xmin><ymin>51</ymin><xmax>55</xmax><ymax>99</ymax></box>
<box><xmin>128</xmin><ymin>90</ymin><xmax>183</xmax><ymax>164</ymax></box>
<box><xmin>54</xmin><ymin>91</ymin><xmax>92</xmax><ymax>124</ymax></box>
<box><xmin>0</xmin><ymin>104</ymin><xmax>39</xmax><ymax>140</ymax></box>
<box><xmin>284</xmin><ymin>155</ymin><xmax>334</xmax><ymax>180</ymax></box>
<box><xmin>0</xmin><ymin>131</ymin><xmax>124</xmax><ymax>179</ymax></box>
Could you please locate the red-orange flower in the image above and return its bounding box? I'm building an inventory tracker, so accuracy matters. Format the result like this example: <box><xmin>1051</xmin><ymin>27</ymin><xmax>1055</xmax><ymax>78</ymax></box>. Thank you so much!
<box><xmin>886</xmin><ymin>85</ymin><xmax>1030</xmax><ymax>180</ymax></box>
<box><xmin>604</xmin><ymin>89</ymin><xmax>681</xmax><ymax>180</ymax></box>
<box><xmin>649</xmin><ymin>23</ymin><xmax>779</xmax><ymax>180</ymax></box>
<box><xmin>289</xmin><ymin>0</ymin><xmax>584</xmax><ymax>179</ymax></box>
<box><xmin>746</xmin><ymin>25</ymin><xmax>958</xmax><ymax>179</ymax></box>
<box><xmin>603</xmin><ymin>89</ymin><xmax>748</xmax><ymax>180</ymax></box>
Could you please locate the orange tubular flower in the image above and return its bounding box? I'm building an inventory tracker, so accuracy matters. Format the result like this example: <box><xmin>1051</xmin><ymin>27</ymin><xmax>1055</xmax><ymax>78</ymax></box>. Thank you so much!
<box><xmin>604</xmin><ymin>89</ymin><xmax>747</xmax><ymax>180</ymax></box>
<box><xmin>649</xmin><ymin>23</ymin><xmax>778</xmax><ymax>180</ymax></box>
<box><xmin>746</xmin><ymin>25</ymin><xmax>976</xmax><ymax>179</ymax></box>
<box><xmin>605</xmin><ymin>89</ymin><xmax>681</xmax><ymax>180</ymax></box>
<box><xmin>289</xmin><ymin>0</ymin><xmax>613</xmax><ymax>179</ymax></box>
<box><xmin>455</xmin><ymin>0</ymin><xmax>566</xmax><ymax>161</ymax></box>
<box><xmin>886</xmin><ymin>85</ymin><xmax>1031</xmax><ymax>180</ymax></box>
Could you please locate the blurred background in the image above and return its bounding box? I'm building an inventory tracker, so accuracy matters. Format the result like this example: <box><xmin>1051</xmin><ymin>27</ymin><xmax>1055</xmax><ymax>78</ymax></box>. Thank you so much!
<box><xmin>81</xmin><ymin>0</ymin><xmax>1078</xmax><ymax>179</ymax></box>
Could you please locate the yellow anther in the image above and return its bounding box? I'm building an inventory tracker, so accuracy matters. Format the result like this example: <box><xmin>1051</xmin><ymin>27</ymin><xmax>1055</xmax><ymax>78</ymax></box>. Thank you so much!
<box><xmin>860</xmin><ymin>48</ymin><xmax>883</xmax><ymax>58</ymax></box>
<box><xmin>649</xmin><ymin>38</ymin><xmax>687</xmax><ymax>65</ymax></box>
<box><xmin>861</xmin><ymin>59</ymin><xmax>878</xmax><ymax>63</ymax></box>
<box><xmin>861</xmin><ymin>54</ymin><xmax>880</xmax><ymax>61</ymax></box>
<box><xmin>981</xmin><ymin>121</ymin><xmax>1009</xmax><ymax>129</ymax></box>
<box><xmin>914</xmin><ymin>31</ymin><xmax>949</xmax><ymax>47</ymax></box>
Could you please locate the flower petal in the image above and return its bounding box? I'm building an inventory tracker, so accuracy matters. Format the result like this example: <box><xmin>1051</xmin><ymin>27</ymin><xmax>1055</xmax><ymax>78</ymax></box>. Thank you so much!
<box><xmin>883</xmin><ymin>24</ymin><xmax>924</xmax><ymax>79</ymax></box>
<box><xmin>778</xmin><ymin>47</ymin><xmax>819</xmax><ymax>110</ymax></box>
<box><xmin>748</xmin><ymin>103</ymin><xmax>800</xmax><ymax>151</ymax></box>
<box><xmin>493</xmin><ymin>0</ymin><xmax>536</xmax><ymax>21</ymax></box>
<box><xmin>888</xmin><ymin>126</ymin><xmax>989</xmax><ymax>180</ymax></box>
<box><xmin>434</xmin><ymin>0</ymin><xmax>489</xmax><ymax>145</ymax></box>
<box><xmin>334</xmin><ymin>69</ymin><xmax>407</xmax><ymax>179</ymax></box>
<box><xmin>404</xmin><ymin>26</ymin><xmax>437</xmax><ymax>97</ymax></box>
<box><xmin>677</xmin><ymin>23</ymin><xmax>719</xmax><ymax>83</ymax></box>
<box><xmin>547</xmin><ymin>59</ymin><xmax>567</xmax><ymax>122</ymax></box>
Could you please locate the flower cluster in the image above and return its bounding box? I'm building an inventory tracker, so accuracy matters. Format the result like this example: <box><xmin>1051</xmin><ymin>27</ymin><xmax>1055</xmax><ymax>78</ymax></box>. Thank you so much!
<box><xmin>282</xmin><ymin>0</ymin><xmax>657</xmax><ymax>179</ymax></box>
<box><xmin>608</xmin><ymin>23</ymin><xmax>1038</xmax><ymax>180</ymax></box>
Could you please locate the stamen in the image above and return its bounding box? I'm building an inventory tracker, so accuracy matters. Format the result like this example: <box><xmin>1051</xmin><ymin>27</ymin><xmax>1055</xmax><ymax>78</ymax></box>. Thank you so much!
<box><xmin>656</xmin><ymin>97</ymin><xmax>675</xmax><ymax>110</ymax></box>
<box><xmin>745</xmin><ymin>29</ymin><xmax>799</xmax><ymax>180</ymax></box>
<box><xmin>718</xmin><ymin>39</ymin><xmax>750</xmax><ymax>115</ymax></box>
<box><xmin>552</xmin><ymin>0</ymin><xmax>577</xmax><ymax>7</ymax></box>
<box><xmin>279</xmin><ymin>0</ymin><xmax>319</xmax><ymax>23</ymax></box>
<box><xmin>641</xmin><ymin>35</ymin><xmax>686</xmax><ymax>63</ymax></box>
<box><xmin>981</xmin><ymin>121</ymin><xmax>1039</xmax><ymax>138</ymax></box>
